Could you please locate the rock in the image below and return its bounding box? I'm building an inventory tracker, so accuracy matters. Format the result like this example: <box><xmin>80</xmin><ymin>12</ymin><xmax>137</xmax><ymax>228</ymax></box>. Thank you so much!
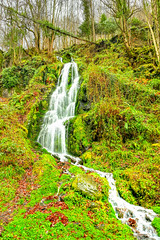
<box><xmin>78</xmin><ymin>102</ymin><xmax>91</xmax><ymax>113</ymax></box>
<box><xmin>2</xmin><ymin>88</ymin><xmax>14</xmax><ymax>98</ymax></box>
<box><xmin>72</xmin><ymin>222</ymin><xmax>81</xmax><ymax>226</ymax></box>
<box><xmin>137</xmin><ymin>234</ymin><xmax>153</xmax><ymax>239</ymax></box>
<box><xmin>72</xmin><ymin>174</ymin><xmax>102</xmax><ymax>199</ymax></box>
<box><xmin>78</xmin><ymin>159</ymin><xmax>83</xmax><ymax>165</ymax></box>
<box><xmin>127</xmin><ymin>210</ymin><xmax>134</xmax><ymax>218</ymax></box>
<box><xmin>127</xmin><ymin>218</ymin><xmax>137</xmax><ymax>228</ymax></box>
<box><xmin>2</xmin><ymin>89</ymin><xmax>9</xmax><ymax>98</ymax></box>
<box><xmin>116</xmin><ymin>207</ymin><xmax>126</xmax><ymax>218</ymax></box>
<box><xmin>145</xmin><ymin>214</ymin><xmax>152</xmax><ymax>222</ymax></box>
<box><xmin>89</xmin><ymin>202</ymin><xmax>100</xmax><ymax>209</ymax></box>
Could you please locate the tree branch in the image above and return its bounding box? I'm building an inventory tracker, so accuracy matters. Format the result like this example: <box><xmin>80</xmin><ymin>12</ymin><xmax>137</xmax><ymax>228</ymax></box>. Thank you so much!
<box><xmin>0</xmin><ymin>4</ymin><xmax>96</xmax><ymax>44</ymax></box>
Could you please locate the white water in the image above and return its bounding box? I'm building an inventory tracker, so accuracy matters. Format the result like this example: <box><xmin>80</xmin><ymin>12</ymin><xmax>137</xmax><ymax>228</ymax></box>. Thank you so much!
<box><xmin>38</xmin><ymin>61</ymin><xmax>79</xmax><ymax>155</ymax></box>
<box><xmin>38</xmin><ymin>62</ymin><xmax>159</xmax><ymax>240</ymax></box>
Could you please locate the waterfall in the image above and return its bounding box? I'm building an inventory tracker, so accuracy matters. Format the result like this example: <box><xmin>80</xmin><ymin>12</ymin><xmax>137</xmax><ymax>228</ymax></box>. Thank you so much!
<box><xmin>37</xmin><ymin>61</ymin><xmax>79</xmax><ymax>157</ymax></box>
<box><xmin>37</xmin><ymin>61</ymin><xmax>159</xmax><ymax>240</ymax></box>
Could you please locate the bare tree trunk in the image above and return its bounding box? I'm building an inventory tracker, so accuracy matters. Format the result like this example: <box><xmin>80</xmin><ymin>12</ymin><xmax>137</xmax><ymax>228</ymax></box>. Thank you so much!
<box><xmin>146</xmin><ymin>16</ymin><xmax>160</xmax><ymax>62</ymax></box>
<box><xmin>90</xmin><ymin>0</ymin><xmax>96</xmax><ymax>41</ymax></box>
<box><xmin>48</xmin><ymin>0</ymin><xmax>56</xmax><ymax>54</ymax></box>
<box><xmin>143</xmin><ymin>0</ymin><xmax>160</xmax><ymax>63</ymax></box>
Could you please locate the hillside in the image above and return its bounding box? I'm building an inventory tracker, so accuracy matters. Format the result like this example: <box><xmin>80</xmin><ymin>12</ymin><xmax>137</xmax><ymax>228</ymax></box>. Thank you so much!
<box><xmin>0</xmin><ymin>41</ymin><xmax>160</xmax><ymax>239</ymax></box>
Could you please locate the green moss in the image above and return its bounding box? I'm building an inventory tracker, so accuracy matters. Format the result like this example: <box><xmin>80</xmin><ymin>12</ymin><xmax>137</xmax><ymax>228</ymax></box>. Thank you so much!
<box><xmin>152</xmin><ymin>218</ymin><xmax>160</xmax><ymax>236</ymax></box>
<box><xmin>69</xmin><ymin>165</ymin><xmax>84</xmax><ymax>175</ymax></box>
<box><xmin>67</xmin><ymin>114</ymin><xmax>91</xmax><ymax>155</ymax></box>
<box><xmin>152</xmin><ymin>207</ymin><xmax>160</xmax><ymax>215</ymax></box>
<box><xmin>1</xmin><ymin>151</ymin><xmax>135</xmax><ymax>240</ymax></box>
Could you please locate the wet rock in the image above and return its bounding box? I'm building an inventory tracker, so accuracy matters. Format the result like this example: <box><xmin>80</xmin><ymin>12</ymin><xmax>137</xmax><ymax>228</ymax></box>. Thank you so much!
<box><xmin>137</xmin><ymin>234</ymin><xmax>154</xmax><ymax>239</ymax></box>
<box><xmin>65</xmin><ymin>155</ymin><xmax>83</xmax><ymax>165</ymax></box>
<box><xmin>145</xmin><ymin>214</ymin><xmax>152</xmax><ymax>222</ymax></box>
<box><xmin>116</xmin><ymin>207</ymin><xmax>126</xmax><ymax>218</ymax></box>
<box><xmin>51</xmin><ymin>154</ymin><xmax>61</xmax><ymax>161</ymax></box>
<box><xmin>127</xmin><ymin>210</ymin><xmax>134</xmax><ymax>218</ymax></box>
<box><xmin>72</xmin><ymin>174</ymin><xmax>102</xmax><ymax>199</ymax></box>
<box><xmin>78</xmin><ymin>159</ymin><xmax>83</xmax><ymax>165</ymax></box>
<box><xmin>78</xmin><ymin>101</ymin><xmax>91</xmax><ymax>112</ymax></box>
<box><xmin>127</xmin><ymin>218</ymin><xmax>137</xmax><ymax>228</ymax></box>
<box><xmin>65</xmin><ymin>155</ymin><xmax>76</xmax><ymax>163</ymax></box>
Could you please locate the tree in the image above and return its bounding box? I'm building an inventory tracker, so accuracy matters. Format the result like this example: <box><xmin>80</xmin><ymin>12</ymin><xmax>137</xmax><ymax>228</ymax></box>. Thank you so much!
<box><xmin>80</xmin><ymin>0</ymin><xmax>96</xmax><ymax>41</ymax></box>
<box><xmin>100</xmin><ymin>0</ymin><xmax>138</xmax><ymax>55</ymax></box>
<box><xmin>90</xmin><ymin>0</ymin><xmax>96</xmax><ymax>41</ymax></box>
<box><xmin>143</xmin><ymin>0</ymin><xmax>160</xmax><ymax>63</ymax></box>
<box><xmin>99</xmin><ymin>14</ymin><xmax>118</xmax><ymax>39</ymax></box>
<box><xmin>80</xmin><ymin>0</ymin><xmax>91</xmax><ymax>39</ymax></box>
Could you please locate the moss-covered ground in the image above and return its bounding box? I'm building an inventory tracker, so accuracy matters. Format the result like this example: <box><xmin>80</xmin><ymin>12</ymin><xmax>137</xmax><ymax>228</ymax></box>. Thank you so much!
<box><xmin>1</xmin><ymin>154</ymin><xmax>135</xmax><ymax>239</ymax></box>
<box><xmin>0</xmin><ymin>43</ymin><xmax>159</xmax><ymax>238</ymax></box>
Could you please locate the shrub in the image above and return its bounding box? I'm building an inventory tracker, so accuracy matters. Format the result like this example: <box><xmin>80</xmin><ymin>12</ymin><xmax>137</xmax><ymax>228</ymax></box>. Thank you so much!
<box><xmin>2</xmin><ymin>66</ymin><xmax>20</xmax><ymax>89</ymax></box>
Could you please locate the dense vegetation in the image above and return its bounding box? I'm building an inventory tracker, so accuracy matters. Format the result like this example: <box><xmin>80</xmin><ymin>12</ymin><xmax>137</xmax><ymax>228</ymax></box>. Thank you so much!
<box><xmin>66</xmin><ymin>42</ymin><xmax>160</xmax><ymax>209</ymax></box>
<box><xmin>0</xmin><ymin>37</ymin><xmax>160</xmax><ymax>239</ymax></box>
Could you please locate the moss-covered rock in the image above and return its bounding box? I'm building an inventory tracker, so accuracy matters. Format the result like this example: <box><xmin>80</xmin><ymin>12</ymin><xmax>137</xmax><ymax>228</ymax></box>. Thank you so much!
<box><xmin>72</xmin><ymin>174</ymin><xmax>102</xmax><ymax>199</ymax></box>
<box><xmin>67</xmin><ymin>114</ymin><xmax>91</xmax><ymax>155</ymax></box>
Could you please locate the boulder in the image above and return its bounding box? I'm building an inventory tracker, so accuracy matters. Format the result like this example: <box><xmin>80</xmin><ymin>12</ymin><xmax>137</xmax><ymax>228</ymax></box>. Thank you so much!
<box><xmin>72</xmin><ymin>174</ymin><xmax>102</xmax><ymax>199</ymax></box>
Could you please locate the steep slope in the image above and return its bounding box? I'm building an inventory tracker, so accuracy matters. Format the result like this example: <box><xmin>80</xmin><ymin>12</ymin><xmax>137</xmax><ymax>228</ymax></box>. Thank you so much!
<box><xmin>65</xmin><ymin>43</ymin><xmax>160</xmax><ymax>209</ymax></box>
<box><xmin>0</xmin><ymin>43</ymin><xmax>160</xmax><ymax>239</ymax></box>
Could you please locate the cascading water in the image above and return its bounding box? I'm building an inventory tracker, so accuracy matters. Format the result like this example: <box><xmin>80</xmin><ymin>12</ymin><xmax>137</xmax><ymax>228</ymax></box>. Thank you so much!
<box><xmin>38</xmin><ymin>61</ymin><xmax>159</xmax><ymax>240</ymax></box>
<box><xmin>37</xmin><ymin>61</ymin><xmax>79</xmax><ymax>158</ymax></box>
<box><xmin>72</xmin><ymin>160</ymin><xmax>160</xmax><ymax>240</ymax></box>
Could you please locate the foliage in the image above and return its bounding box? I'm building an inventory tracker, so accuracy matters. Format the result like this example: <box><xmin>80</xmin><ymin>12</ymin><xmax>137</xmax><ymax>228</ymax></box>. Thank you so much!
<box><xmin>0</xmin><ymin>102</ymin><xmax>35</xmax><ymax>168</ymax></box>
<box><xmin>0</xmin><ymin>56</ymin><xmax>61</xmax><ymax>219</ymax></box>
<box><xmin>67</xmin><ymin>42</ymin><xmax>160</xmax><ymax>208</ymax></box>
<box><xmin>1</xmin><ymin>66</ymin><xmax>20</xmax><ymax>89</ymax></box>
<box><xmin>98</xmin><ymin>15</ymin><xmax>118</xmax><ymax>36</ymax></box>
<box><xmin>79</xmin><ymin>0</ymin><xmax>91</xmax><ymax>39</ymax></box>
<box><xmin>79</xmin><ymin>21</ymin><xmax>91</xmax><ymax>38</ymax></box>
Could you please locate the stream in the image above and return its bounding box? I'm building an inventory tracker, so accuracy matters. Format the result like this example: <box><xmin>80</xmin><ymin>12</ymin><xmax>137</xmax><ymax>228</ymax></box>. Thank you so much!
<box><xmin>37</xmin><ymin>61</ymin><xmax>160</xmax><ymax>240</ymax></box>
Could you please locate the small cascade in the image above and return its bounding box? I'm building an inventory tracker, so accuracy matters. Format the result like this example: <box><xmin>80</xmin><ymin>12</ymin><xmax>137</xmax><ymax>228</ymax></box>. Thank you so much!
<box><xmin>71</xmin><ymin>159</ymin><xmax>160</xmax><ymax>240</ymax></box>
<box><xmin>38</xmin><ymin>61</ymin><xmax>159</xmax><ymax>240</ymax></box>
<box><xmin>37</xmin><ymin>61</ymin><xmax>79</xmax><ymax>156</ymax></box>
